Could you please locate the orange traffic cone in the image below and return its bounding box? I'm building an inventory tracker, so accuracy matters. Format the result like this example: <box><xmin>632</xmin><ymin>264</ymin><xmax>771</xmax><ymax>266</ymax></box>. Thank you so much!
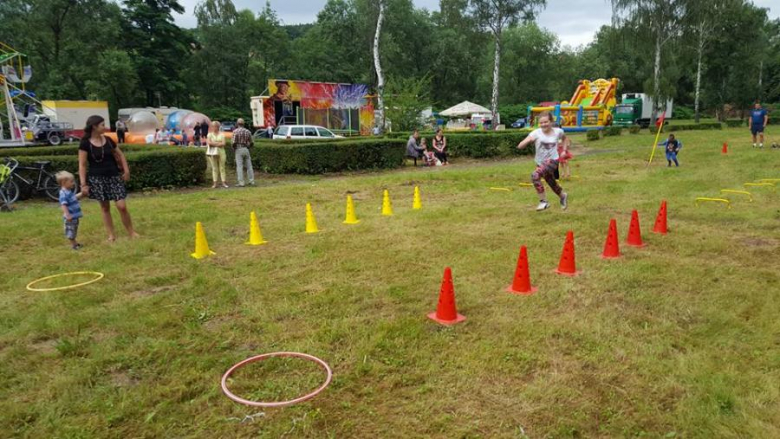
<box><xmin>602</xmin><ymin>219</ymin><xmax>621</xmax><ymax>259</ymax></box>
<box><xmin>722</xmin><ymin>142</ymin><xmax>728</xmax><ymax>154</ymax></box>
<box><xmin>427</xmin><ymin>267</ymin><xmax>466</xmax><ymax>325</ymax></box>
<box><xmin>626</xmin><ymin>210</ymin><xmax>645</xmax><ymax>247</ymax></box>
<box><xmin>555</xmin><ymin>231</ymin><xmax>581</xmax><ymax>276</ymax></box>
<box><xmin>506</xmin><ymin>245</ymin><xmax>537</xmax><ymax>294</ymax></box>
<box><xmin>652</xmin><ymin>200</ymin><xmax>668</xmax><ymax>234</ymax></box>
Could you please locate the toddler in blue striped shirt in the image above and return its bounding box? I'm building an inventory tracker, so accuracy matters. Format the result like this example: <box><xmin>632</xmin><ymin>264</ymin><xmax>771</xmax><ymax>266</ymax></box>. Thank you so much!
<box><xmin>57</xmin><ymin>171</ymin><xmax>84</xmax><ymax>250</ymax></box>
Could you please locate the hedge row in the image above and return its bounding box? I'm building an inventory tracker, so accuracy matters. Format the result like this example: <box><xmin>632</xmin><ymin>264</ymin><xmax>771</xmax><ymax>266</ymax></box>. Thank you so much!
<box><xmin>0</xmin><ymin>143</ymin><xmax>171</xmax><ymax>158</ymax></box>
<box><xmin>220</xmin><ymin>132</ymin><xmax>530</xmax><ymax>167</ymax></box>
<box><xmin>384</xmin><ymin>131</ymin><xmax>531</xmax><ymax>159</ymax></box>
<box><xmin>251</xmin><ymin>139</ymin><xmax>405</xmax><ymax>174</ymax></box>
<box><xmin>13</xmin><ymin>149</ymin><xmax>206</xmax><ymax>199</ymax></box>
<box><xmin>387</xmin><ymin>129</ymin><xmax>532</xmax><ymax>139</ymax></box>
<box><xmin>667</xmin><ymin>122</ymin><xmax>723</xmax><ymax>131</ymax></box>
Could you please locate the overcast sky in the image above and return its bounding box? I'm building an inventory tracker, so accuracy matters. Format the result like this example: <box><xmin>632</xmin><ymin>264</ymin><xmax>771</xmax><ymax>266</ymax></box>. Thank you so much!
<box><xmin>173</xmin><ymin>0</ymin><xmax>778</xmax><ymax>48</ymax></box>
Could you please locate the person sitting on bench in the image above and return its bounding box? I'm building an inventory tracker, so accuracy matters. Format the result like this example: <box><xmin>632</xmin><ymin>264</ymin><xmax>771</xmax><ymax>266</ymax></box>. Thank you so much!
<box><xmin>406</xmin><ymin>130</ymin><xmax>425</xmax><ymax>166</ymax></box>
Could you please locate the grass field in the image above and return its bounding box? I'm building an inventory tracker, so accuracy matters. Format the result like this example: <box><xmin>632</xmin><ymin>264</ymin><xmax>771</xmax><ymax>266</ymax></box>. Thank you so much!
<box><xmin>1</xmin><ymin>127</ymin><xmax>779</xmax><ymax>438</ymax></box>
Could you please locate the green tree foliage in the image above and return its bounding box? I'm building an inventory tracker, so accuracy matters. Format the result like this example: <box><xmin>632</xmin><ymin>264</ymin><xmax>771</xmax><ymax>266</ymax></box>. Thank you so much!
<box><xmin>384</xmin><ymin>75</ymin><xmax>432</xmax><ymax>131</ymax></box>
<box><xmin>700</xmin><ymin>1</ymin><xmax>771</xmax><ymax>117</ymax></box>
<box><xmin>469</xmin><ymin>0</ymin><xmax>547</xmax><ymax>127</ymax></box>
<box><xmin>0</xmin><ymin>0</ymin><xmax>777</xmax><ymax>127</ymax></box>
<box><xmin>121</xmin><ymin>0</ymin><xmax>190</xmax><ymax>106</ymax></box>
<box><xmin>429</xmin><ymin>0</ymin><xmax>487</xmax><ymax>105</ymax></box>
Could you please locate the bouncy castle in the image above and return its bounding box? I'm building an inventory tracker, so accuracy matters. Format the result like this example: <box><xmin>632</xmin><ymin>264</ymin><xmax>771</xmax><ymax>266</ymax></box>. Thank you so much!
<box><xmin>528</xmin><ymin>78</ymin><xmax>619</xmax><ymax>132</ymax></box>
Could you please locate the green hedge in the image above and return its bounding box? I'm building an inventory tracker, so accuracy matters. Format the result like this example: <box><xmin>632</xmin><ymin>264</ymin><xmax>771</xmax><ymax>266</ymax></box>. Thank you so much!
<box><xmin>252</xmin><ymin>139</ymin><xmax>406</xmax><ymax>174</ymax></box>
<box><xmin>12</xmin><ymin>149</ymin><xmax>206</xmax><ymax>199</ymax></box>
<box><xmin>604</xmin><ymin>127</ymin><xmax>623</xmax><ymax>136</ymax></box>
<box><xmin>387</xmin><ymin>129</ymin><xmax>532</xmax><ymax>139</ymax></box>
<box><xmin>629</xmin><ymin>126</ymin><xmax>641</xmax><ymax>134</ymax></box>
<box><xmin>386</xmin><ymin>131</ymin><xmax>531</xmax><ymax>159</ymax></box>
<box><xmin>669</xmin><ymin>122</ymin><xmax>723</xmax><ymax>131</ymax></box>
<box><xmin>0</xmin><ymin>143</ymin><xmax>172</xmax><ymax>158</ymax></box>
<box><xmin>586</xmin><ymin>130</ymin><xmax>601</xmax><ymax>141</ymax></box>
<box><xmin>725</xmin><ymin>119</ymin><xmax>745</xmax><ymax>127</ymax></box>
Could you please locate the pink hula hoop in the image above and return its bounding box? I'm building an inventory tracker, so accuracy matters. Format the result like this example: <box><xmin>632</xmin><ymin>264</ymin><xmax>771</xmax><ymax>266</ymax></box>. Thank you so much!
<box><xmin>221</xmin><ymin>352</ymin><xmax>333</xmax><ymax>408</ymax></box>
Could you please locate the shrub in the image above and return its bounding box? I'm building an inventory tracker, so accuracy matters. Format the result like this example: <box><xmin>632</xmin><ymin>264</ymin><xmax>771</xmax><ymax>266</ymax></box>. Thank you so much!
<box><xmin>13</xmin><ymin>148</ymin><xmax>206</xmax><ymax>200</ymax></box>
<box><xmin>604</xmin><ymin>127</ymin><xmax>623</xmax><ymax>136</ymax></box>
<box><xmin>498</xmin><ymin>103</ymin><xmax>533</xmax><ymax>122</ymax></box>
<box><xmin>670</xmin><ymin>122</ymin><xmax>723</xmax><ymax>131</ymax></box>
<box><xmin>629</xmin><ymin>126</ymin><xmax>641</xmax><ymax>134</ymax></box>
<box><xmin>253</xmin><ymin>139</ymin><xmax>406</xmax><ymax>174</ymax></box>
<box><xmin>586</xmin><ymin>130</ymin><xmax>601</xmax><ymax>141</ymax></box>
<box><xmin>725</xmin><ymin>119</ymin><xmax>745</xmax><ymax>127</ymax></box>
<box><xmin>673</xmin><ymin>106</ymin><xmax>694</xmax><ymax>120</ymax></box>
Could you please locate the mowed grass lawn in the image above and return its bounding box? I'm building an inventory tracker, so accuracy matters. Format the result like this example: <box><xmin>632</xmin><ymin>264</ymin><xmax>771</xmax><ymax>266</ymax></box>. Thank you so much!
<box><xmin>1</xmin><ymin>128</ymin><xmax>779</xmax><ymax>438</ymax></box>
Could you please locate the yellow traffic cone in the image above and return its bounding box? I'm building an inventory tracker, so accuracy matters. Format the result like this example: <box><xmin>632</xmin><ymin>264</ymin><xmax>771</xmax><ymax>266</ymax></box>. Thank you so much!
<box><xmin>343</xmin><ymin>195</ymin><xmax>360</xmax><ymax>224</ymax></box>
<box><xmin>382</xmin><ymin>189</ymin><xmax>394</xmax><ymax>216</ymax></box>
<box><xmin>191</xmin><ymin>222</ymin><xmax>216</xmax><ymax>259</ymax></box>
<box><xmin>305</xmin><ymin>203</ymin><xmax>319</xmax><ymax>234</ymax></box>
<box><xmin>413</xmin><ymin>186</ymin><xmax>422</xmax><ymax>210</ymax></box>
<box><xmin>246</xmin><ymin>211</ymin><xmax>268</xmax><ymax>245</ymax></box>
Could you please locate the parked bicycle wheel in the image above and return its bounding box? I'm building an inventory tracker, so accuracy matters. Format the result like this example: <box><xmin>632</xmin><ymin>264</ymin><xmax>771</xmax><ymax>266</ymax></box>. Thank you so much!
<box><xmin>0</xmin><ymin>178</ymin><xmax>20</xmax><ymax>206</ymax></box>
<box><xmin>42</xmin><ymin>174</ymin><xmax>61</xmax><ymax>201</ymax></box>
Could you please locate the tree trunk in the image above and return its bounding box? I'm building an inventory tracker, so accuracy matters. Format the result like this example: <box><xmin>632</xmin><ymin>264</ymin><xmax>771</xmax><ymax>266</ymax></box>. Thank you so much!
<box><xmin>651</xmin><ymin>32</ymin><xmax>662</xmax><ymax>128</ymax></box>
<box><xmin>757</xmin><ymin>59</ymin><xmax>763</xmax><ymax>100</ymax></box>
<box><xmin>694</xmin><ymin>22</ymin><xmax>705</xmax><ymax>124</ymax></box>
<box><xmin>490</xmin><ymin>31</ymin><xmax>501</xmax><ymax>130</ymax></box>
<box><xmin>373</xmin><ymin>1</ymin><xmax>386</xmax><ymax>132</ymax></box>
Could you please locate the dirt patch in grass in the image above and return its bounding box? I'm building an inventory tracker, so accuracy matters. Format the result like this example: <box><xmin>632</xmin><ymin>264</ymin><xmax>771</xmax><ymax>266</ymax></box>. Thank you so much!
<box><xmin>129</xmin><ymin>285</ymin><xmax>176</xmax><ymax>298</ymax></box>
<box><xmin>202</xmin><ymin>314</ymin><xmax>238</xmax><ymax>332</ymax></box>
<box><xmin>110</xmin><ymin>370</ymin><xmax>139</xmax><ymax>387</ymax></box>
<box><xmin>29</xmin><ymin>339</ymin><xmax>58</xmax><ymax>355</ymax></box>
<box><xmin>740</xmin><ymin>237</ymin><xmax>777</xmax><ymax>247</ymax></box>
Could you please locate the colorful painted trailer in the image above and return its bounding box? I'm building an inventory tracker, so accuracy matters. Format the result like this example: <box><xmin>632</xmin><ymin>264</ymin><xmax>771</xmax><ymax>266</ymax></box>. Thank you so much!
<box><xmin>251</xmin><ymin>79</ymin><xmax>375</xmax><ymax>136</ymax></box>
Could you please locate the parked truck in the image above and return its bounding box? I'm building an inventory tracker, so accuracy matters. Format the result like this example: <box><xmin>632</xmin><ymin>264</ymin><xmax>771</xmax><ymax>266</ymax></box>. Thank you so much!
<box><xmin>613</xmin><ymin>93</ymin><xmax>673</xmax><ymax>128</ymax></box>
<box><xmin>22</xmin><ymin>114</ymin><xmax>72</xmax><ymax>146</ymax></box>
<box><xmin>42</xmin><ymin>100</ymin><xmax>110</xmax><ymax>138</ymax></box>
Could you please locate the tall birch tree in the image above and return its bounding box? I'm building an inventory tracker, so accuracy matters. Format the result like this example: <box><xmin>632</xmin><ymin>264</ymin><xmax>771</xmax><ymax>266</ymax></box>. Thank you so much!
<box><xmin>469</xmin><ymin>0</ymin><xmax>545</xmax><ymax>129</ymax></box>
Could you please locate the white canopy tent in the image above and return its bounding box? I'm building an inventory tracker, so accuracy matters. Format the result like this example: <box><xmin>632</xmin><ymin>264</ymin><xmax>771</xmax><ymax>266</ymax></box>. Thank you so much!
<box><xmin>439</xmin><ymin>101</ymin><xmax>491</xmax><ymax>117</ymax></box>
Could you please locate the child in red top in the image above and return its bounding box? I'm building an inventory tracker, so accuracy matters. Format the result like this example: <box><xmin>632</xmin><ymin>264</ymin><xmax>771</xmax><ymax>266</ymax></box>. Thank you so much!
<box><xmin>557</xmin><ymin>142</ymin><xmax>573</xmax><ymax>179</ymax></box>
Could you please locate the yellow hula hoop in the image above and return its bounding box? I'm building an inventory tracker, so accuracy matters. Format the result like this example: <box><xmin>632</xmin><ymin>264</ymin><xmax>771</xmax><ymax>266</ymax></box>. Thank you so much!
<box><xmin>26</xmin><ymin>271</ymin><xmax>105</xmax><ymax>292</ymax></box>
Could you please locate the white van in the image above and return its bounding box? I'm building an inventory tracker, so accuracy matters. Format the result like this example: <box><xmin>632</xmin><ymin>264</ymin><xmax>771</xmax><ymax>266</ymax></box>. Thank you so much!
<box><xmin>273</xmin><ymin>125</ymin><xmax>343</xmax><ymax>140</ymax></box>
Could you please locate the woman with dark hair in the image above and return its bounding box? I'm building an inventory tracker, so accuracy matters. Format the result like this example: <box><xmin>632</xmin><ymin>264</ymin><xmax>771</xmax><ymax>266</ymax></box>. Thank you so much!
<box><xmin>78</xmin><ymin>115</ymin><xmax>140</xmax><ymax>241</ymax></box>
<box><xmin>432</xmin><ymin>128</ymin><xmax>448</xmax><ymax>165</ymax></box>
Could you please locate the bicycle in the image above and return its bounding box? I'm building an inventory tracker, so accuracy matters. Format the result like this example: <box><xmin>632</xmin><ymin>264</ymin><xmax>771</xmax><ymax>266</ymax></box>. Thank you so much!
<box><xmin>0</xmin><ymin>157</ymin><xmax>65</xmax><ymax>207</ymax></box>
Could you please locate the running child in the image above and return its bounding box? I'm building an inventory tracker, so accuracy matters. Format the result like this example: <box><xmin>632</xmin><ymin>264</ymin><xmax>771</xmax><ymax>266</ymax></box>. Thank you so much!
<box><xmin>516</xmin><ymin>112</ymin><xmax>569</xmax><ymax>211</ymax></box>
<box><xmin>659</xmin><ymin>133</ymin><xmax>682</xmax><ymax>167</ymax></box>
<box><xmin>57</xmin><ymin>171</ymin><xmax>84</xmax><ymax>250</ymax></box>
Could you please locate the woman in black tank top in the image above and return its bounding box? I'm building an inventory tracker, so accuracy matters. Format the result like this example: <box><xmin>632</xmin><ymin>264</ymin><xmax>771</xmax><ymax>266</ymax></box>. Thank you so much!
<box><xmin>433</xmin><ymin>128</ymin><xmax>448</xmax><ymax>165</ymax></box>
<box><xmin>78</xmin><ymin>115</ymin><xmax>140</xmax><ymax>241</ymax></box>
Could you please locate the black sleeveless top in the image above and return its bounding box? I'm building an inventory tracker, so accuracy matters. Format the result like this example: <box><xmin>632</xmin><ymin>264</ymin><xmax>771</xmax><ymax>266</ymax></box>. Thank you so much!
<box><xmin>79</xmin><ymin>137</ymin><xmax>120</xmax><ymax>177</ymax></box>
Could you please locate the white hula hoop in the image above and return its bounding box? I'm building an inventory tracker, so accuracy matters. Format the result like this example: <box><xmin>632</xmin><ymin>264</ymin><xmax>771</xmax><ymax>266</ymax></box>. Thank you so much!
<box><xmin>221</xmin><ymin>352</ymin><xmax>332</xmax><ymax>408</ymax></box>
